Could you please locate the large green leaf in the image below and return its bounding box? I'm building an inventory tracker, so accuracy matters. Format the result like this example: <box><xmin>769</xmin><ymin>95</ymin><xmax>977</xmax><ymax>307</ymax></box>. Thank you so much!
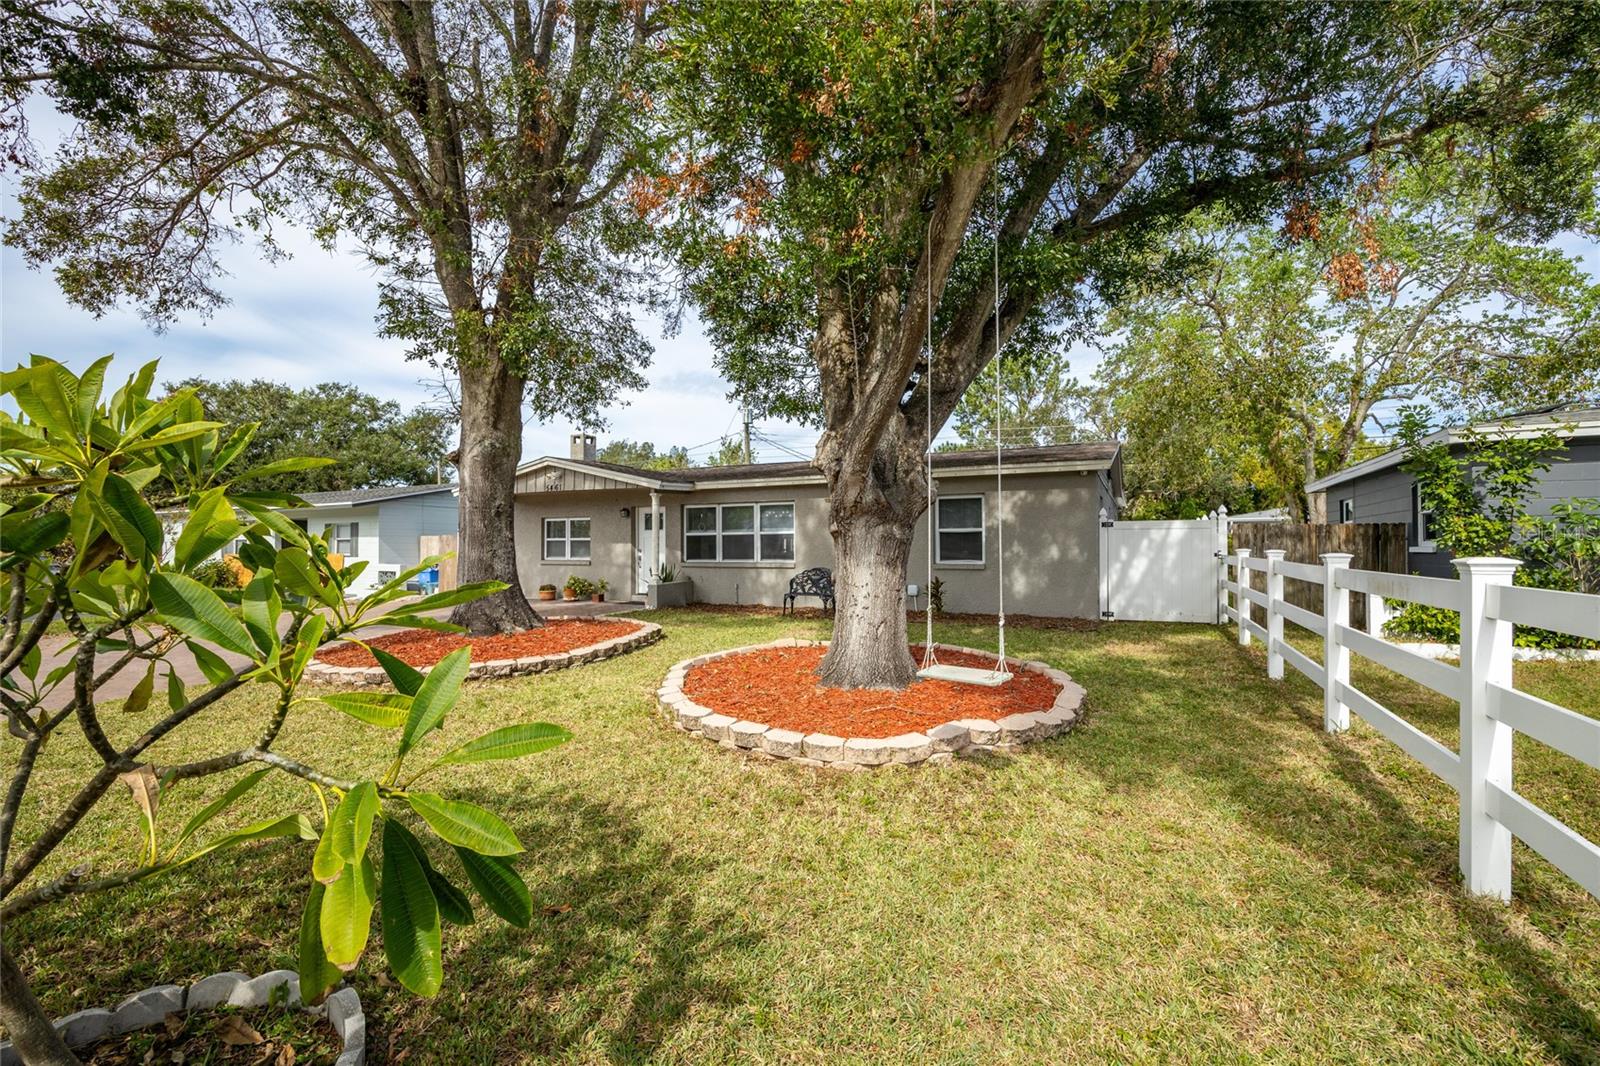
<box><xmin>289</xmin><ymin>614</ymin><xmax>326</xmax><ymax>683</ymax></box>
<box><xmin>430</xmin><ymin>723</ymin><xmax>572</xmax><ymax>770</ymax></box>
<box><xmin>454</xmin><ymin>848</ymin><xmax>531</xmax><ymax>928</ymax></box>
<box><xmin>150</xmin><ymin>572</ymin><xmax>255</xmax><ymax>657</ymax></box>
<box><xmin>316</xmin><ymin>782</ymin><xmax>379</xmax><ymax>879</ymax></box>
<box><xmin>120</xmin><ymin>419</ymin><xmax>224</xmax><ymax>452</ymax></box>
<box><xmin>406</xmin><ymin>793</ymin><xmax>521</xmax><ymax>856</ymax></box>
<box><xmin>365</xmin><ymin>614</ymin><xmax>464</xmax><ymax>635</ymax></box>
<box><xmin>186</xmin><ymin>640</ymin><xmax>237</xmax><ymax>686</ymax></box>
<box><xmin>178</xmin><ymin>813</ymin><xmax>316</xmax><ymax>865</ymax></box>
<box><xmin>74</xmin><ymin>355</ymin><xmax>112</xmax><ymax>433</ymax></box>
<box><xmin>315</xmin><ymin>691</ymin><xmax>411</xmax><ymax>729</ymax></box>
<box><xmin>392</xmin><ymin>581</ymin><xmax>508</xmax><ymax>616</ymax></box>
<box><xmin>173</xmin><ymin>489</ymin><xmax>242</xmax><ymax>570</ymax></box>
<box><xmin>275</xmin><ymin>546</ymin><xmax>339</xmax><ymax>607</ymax></box>
<box><xmin>170</xmin><ymin>768</ymin><xmax>269</xmax><ymax>857</ymax></box>
<box><xmin>98</xmin><ymin>471</ymin><xmax>163</xmax><ymax>562</ymax></box>
<box><xmin>234</xmin><ymin>456</ymin><xmax>336</xmax><ymax>481</ymax></box>
<box><xmin>371</xmin><ymin>646</ymin><xmax>424</xmax><ymax>697</ymax></box>
<box><xmin>240</xmin><ymin>567</ymin><xmax>281</xmax><ymax>656</ymax></box>
<box><xmin>2</xmin><ymin>510</ymin><xmax>69</xmax><ymax>557</ymax></box>
<box><xmin>380</xmin><ymin>819</ymin><xmax>444</xmax><ymax>997</ymax></box>
<box><xmin>399</xmin><ymin>648</ymin><xmax>471</xmax><ymax>755</ymax></box>
<box><xmin>122</xmin><ymin>661</ymin><xmax>156</xmax><ymax>714</ymax></box>
<box><xmin>298</xmin><ymin>880</ymin><xmax>344</xmax><ymax>1006</ymax></box>
<box><xmin>319</xmin><ymin>853</ymin><xmax>377</xmax><ymax>970</ymax></box>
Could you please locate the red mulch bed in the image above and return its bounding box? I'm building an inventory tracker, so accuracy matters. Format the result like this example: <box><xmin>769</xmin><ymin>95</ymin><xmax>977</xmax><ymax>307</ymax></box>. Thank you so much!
<box><xmin>315</xmin><ymin>618</ymin><xmax>645</xmax><ymax>668</ymax></box>
<box><xmin>681</xmin><ymin>644</ymin><xmax>1062</xmax><ymax>739</ymax></box>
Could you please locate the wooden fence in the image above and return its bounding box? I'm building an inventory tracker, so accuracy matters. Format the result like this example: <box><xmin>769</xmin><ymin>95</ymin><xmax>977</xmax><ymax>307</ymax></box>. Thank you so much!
<box><xmin>1220</xmin><ymin>552</ymin><xmax>1600</xmax><ymax>903</ymax></box>
<box><xmin>1231</xmin><ymin>522</ymin><xmax>1407</xmax><ymax>630</ymax></box>
<box><xmin>419</xmin><ymin>534</ymin><xmax>459</xmax><ymax>592</ymax></box>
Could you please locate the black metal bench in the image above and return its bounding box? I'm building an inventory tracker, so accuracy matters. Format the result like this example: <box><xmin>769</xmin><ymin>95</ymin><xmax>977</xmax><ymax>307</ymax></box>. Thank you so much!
<box><xmin>783</xmin><ymin>567</ymin><xmax>834</xmax><ymax>614</ymax></box>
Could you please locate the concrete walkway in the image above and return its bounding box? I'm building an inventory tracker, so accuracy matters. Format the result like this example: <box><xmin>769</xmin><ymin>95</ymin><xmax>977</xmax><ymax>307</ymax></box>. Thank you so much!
<box><xmin>32</xmin><ymin>597</ymin><xmax>648</xmax><ymax>711</ymax></box>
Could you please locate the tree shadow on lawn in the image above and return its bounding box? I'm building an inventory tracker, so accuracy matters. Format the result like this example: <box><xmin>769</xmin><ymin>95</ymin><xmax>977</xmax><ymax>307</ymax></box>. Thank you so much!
<box><xmin>1029</xmin><ymin>622</ymin><xmax>1598</xmax><ymax>1061</ymax></box>
<box><xmin>11</xmin><ymin>789</ymin><xmax>757</xmax><ymax>1065</ymax></box>
<box><xmin>370</xmin><ymin>786</ymin><xmax>759</xmax><ymax>1064</ymax></box>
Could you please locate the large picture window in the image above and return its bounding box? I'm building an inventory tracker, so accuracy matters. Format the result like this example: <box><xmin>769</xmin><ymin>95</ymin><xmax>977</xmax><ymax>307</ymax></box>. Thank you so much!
<box><xmin>683</xmin><ymin>502</ymin><xmax>795</xmax><ymax>562</ymax></box>
<box><xmin>935</xmin><ymin>496</ymin><xmax>985</xmax><ymax>564</ymax></box>
<box><xmin>544</xmin><ymin>517</ymin><xmax>591</xmax><ymax>560</ymax></box>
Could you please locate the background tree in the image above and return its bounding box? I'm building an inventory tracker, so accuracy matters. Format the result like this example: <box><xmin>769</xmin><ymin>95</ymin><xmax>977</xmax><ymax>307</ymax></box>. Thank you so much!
<box><xmin>595</xmin><ymin>438</ymin><xmax>692</xmax><ymax>470</ymax></box>
<box><xmin>949</xmin><ymin>339</ymin><xmax>1093</xmax><ymax>449</ymax></box>
<box><xmin>662</xmin><ymin>0</ymin><xmax>1600</xmax><ymax>688</ymax></box>
<box><xmin>2</xmin><ymin>0</ymin><xmax>664</xmax><ymax>635</ymax></box>
<box><xmin>1100</xmin><ymin>150</ymin><xmax>1600</xmax><ymax>517</ymax></box>
<box><xmin>165</xmin><ymin>379</ymin><xmax>453</xmax><ymax>495</ymax></box>
<box><xmin>704</xmin><ymin>435</ymin><xmax>755</xmax><ymax>467</ymax></box>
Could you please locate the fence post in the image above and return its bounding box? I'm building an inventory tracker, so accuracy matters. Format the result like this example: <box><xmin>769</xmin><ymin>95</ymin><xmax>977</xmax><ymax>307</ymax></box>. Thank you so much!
<box><xmin>1455</xmin><ymin>556</ymin><xmax>1521</xmax><ymax>900</ymax></box>
<box><xmin>1234</xmin><ymin>547</ymin><xmax>1252</xmax><ymax>646</ymax></box>
<box><xmin>1264</xmin><ymin>549</ymin><xmax>1286</xmax><ymax>680</ymax></box>
<box><xmin>1211</xmin><ymin>509</ymin><xmax>1226</xmax><ymax>624</ymax></box>
<box><xmin>1366</xmin><ymin>592</ymin><xmax>1389</xmax><ymax>637</ymax></box>
<box><xmin>1321</xmin><ymin>553</ymin><xmax>1353</xmax><ymax>732</ymax></box>
<box><xmin>1098</xmin><ymin>507</ymin><xmax>1111</xmax><ymax>620</ymax></box>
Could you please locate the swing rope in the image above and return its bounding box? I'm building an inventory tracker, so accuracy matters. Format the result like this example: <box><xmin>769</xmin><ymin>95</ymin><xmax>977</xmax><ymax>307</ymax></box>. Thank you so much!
<box><xmin>991</xmin><ymin>166</ymin><xmax>1007</xmax><ymax>678</ymax></box>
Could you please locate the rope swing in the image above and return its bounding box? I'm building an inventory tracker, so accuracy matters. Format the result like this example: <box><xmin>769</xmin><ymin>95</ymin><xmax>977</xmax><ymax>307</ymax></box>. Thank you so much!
<box><xmin>916</xmin><ymin>167</ymin><xmax>1012</xmax><ymax>688</ymax></box>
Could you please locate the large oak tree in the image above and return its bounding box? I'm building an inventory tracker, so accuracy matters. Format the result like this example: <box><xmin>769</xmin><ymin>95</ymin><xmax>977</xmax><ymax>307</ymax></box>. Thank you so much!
<box><xmin>2</xmin><ymin>0</ymin><xmax>664</xmax><ymax>633</ymax></box>
<box><xmin>661</xmin><ymin>0</ymin><xmax>1599</xmax><ymax>688</ymax></box>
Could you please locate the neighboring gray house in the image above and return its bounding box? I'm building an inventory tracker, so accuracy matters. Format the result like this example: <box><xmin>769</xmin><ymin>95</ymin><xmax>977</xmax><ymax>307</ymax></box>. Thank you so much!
<box><xmin>1307</xmin><ymin>404</ymin><xmax>1600</xmax><ymax>577</ymax></box>
<box><xmin>511</xmin><ymin>433</ymin><xmax>1123</xmax><ymax>617</ymax></box>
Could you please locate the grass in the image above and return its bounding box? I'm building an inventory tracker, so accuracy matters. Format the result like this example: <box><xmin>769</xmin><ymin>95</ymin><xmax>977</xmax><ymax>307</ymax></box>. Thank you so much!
<box><xmin>6</xmin><ymin>610</ymin><xmax>1598</xmax><ymax>1064</ymax></box>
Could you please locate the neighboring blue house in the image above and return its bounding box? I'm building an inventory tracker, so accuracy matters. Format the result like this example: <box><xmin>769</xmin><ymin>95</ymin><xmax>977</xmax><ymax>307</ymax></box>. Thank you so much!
<box><xmin>1307</xmin><ymin>403</ymin><xmax>1600</xmax><ymax>577</ymax></box>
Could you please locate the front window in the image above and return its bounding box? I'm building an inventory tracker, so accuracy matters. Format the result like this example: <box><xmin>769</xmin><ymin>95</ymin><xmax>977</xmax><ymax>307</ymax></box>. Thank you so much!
<box><xmin>324</xmin><ymin>522</ymin><xmax>359</xmax><ymax>556</ymax></box>
<box><xmin>683</xmin><ymin>502</ymin><xmax>795</xmax><ymax>562</ymax></box>
<box><xmin>936</xmin><ymin>496</ymin><xmax>985</xmax><ymax>564</ymax></box>
<box><xmin>544</xmin><ymin>517</ymin><xmax>591</xmax><ymax>560</ymax></box>
<box><xmin>1412</xmin><ymin>484</ymin><xmax>1436</xmax><ymax>551</ymax></box>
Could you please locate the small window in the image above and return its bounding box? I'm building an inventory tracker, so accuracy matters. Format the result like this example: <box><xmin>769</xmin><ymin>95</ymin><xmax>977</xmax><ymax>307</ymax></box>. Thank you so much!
<box><xmin>543</xmin><ymin>517</ymin><xmax>591</xmax><ymax>561</ymax></box>
<box><xmin>1412</xmin><ymin>484</ymin><xmax>1437</xmax><ymax>552</ymax></box>
<box><xmin>324</xmin><ymin>522</ymin><xmax>359</xmax><ymax>556</ymax></box>
<box><xmin>1338</xmin><ymin>498</ymin><xmax>1354</xmax><ymax>523</ymax></box>
<box><xmin>936</xmin><ymin>496</ymin><xmax>985</xmax><ymax>564</ymax></box>
<box><xmin>682</xmin><ymin>502</ymin><xmax>795</xmax><ymax>562</ymax></box>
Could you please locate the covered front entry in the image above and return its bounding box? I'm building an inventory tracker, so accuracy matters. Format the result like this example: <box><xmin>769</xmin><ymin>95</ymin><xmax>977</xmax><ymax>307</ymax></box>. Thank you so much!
<box><xmin>635</xmin><ymin>504</ymin><xmax>666</xmax><ymax>595</ymax></box>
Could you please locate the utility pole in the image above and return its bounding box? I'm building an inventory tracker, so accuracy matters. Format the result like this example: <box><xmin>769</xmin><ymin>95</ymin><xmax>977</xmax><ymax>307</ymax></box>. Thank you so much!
<box><xmin>741</xmin><ymin>400</ymin><xmax>752</xmax><ymax>465</ymax></box>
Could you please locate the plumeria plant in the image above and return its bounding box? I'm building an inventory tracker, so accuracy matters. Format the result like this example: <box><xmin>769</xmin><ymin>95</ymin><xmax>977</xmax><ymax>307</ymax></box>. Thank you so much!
<box><xmin>1</xmin><ymin>357</ymin><xmax>569</xmax><ymax>1066</ymax></box>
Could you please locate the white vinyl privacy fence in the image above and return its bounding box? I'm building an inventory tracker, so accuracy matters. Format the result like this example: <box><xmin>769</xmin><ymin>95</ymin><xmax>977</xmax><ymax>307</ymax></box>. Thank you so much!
<box><xmin>1221</xmin><ymin>549</ymin><xmax>1600</xmax><ymax>903</ymax></box>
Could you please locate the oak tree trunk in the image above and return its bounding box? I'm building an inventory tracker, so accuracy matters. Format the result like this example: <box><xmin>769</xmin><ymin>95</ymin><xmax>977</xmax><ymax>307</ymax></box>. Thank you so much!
<box><xmin>816</xmin><ymin>434</ymin><xmax>926</xmax><ymax>689</ymax></box>
<box><xmin>448</xmin><ymin>353</ymin><xmax>544</xmax><ymax>635</ymax></box>
<box><xmin>2</xmin><ymin>940</ymin><xmax>79</xmax><ymax>1065</ymax></box>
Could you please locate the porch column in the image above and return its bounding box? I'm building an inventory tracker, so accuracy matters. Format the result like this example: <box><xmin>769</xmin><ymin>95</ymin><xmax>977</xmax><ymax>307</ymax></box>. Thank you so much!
<box><xmin>649</xmin><ymin>489</ymin><xmax>661</xmax><ymax>582</ymax></box>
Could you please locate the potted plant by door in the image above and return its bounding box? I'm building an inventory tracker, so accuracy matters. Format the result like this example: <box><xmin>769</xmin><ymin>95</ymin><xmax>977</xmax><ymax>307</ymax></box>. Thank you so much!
<box><xmin>563</xmin><ymin>576</ymin><xmax>590</xmax><ymax>601</ymax></box>
<box><xmin>538</xmin><ymin>583</ymin><xmax>558</xmax><ymax>601</ymax></box>
<box><xmin>592</xmin><ymin>579</ymin><xmax>608</xmax><ymax>603</ymax></box>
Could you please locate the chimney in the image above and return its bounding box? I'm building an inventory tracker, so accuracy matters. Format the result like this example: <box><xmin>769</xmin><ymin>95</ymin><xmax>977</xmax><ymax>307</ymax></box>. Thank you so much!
<box><xmin>570</xmin><ymin>431</ymin><xmax>597</xmax><ymax>461</ymax></box>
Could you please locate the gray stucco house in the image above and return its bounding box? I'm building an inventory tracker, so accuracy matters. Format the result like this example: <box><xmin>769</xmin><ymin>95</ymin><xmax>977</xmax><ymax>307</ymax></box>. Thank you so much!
<box><xmin>1306</xmin><ymin>404</ymin><xmax>1600</xmax><ymax>577</ymax></box>
<box><xmin>513</xmin><ymin>434</ymin><xmax>1123</xmax><ymax>617</ymax></box>
<box><xmin>264</xmin><ymin>483</ymin><xmax>459</xmax><ymax>595</ymax></box>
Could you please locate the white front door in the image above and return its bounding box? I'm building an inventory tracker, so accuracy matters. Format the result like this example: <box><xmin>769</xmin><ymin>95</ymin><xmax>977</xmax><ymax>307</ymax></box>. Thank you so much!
<box><xmin>635</xmin><ymin>507</ymin><xmax>665</xmax><ymax>595</ymax></box>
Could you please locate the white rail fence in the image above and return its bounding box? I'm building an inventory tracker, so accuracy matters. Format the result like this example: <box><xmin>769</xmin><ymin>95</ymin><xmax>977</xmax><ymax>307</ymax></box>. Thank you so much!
<box><xmin>1220</xmin><ymin>549</ymin><xmax>1600</xmax><ymax>903</ymax></box>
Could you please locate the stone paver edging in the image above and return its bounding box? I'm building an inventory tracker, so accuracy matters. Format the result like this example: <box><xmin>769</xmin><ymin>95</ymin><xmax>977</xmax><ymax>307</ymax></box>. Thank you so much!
<box><xmin>0</xmin><ymin>970</ymin><xmax>364</xmax><ymax>1065</ymax></box>
<box><xmin>305</xmin><ymin>619</ymin><xmax>662</xmax><ymax>686</ymax></box>
<box><xmin>657</xmin><ymin>638</ymin><xmax>1085</xmax><ymax>769</ymax></box>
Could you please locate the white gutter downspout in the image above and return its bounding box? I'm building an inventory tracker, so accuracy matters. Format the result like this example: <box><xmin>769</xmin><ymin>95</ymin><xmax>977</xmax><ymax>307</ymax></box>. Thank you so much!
<box><xmin>649</xmin><ymin>489</ymin><xmax>661</xmax><ymax>587</ymax></box>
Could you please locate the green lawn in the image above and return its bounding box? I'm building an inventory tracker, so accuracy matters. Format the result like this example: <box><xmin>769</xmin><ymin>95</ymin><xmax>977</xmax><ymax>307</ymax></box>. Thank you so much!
<box><xmin>7</xmin><ymin>610</ymin><xmax>1598</xmax><ymax>1063</ymax></box>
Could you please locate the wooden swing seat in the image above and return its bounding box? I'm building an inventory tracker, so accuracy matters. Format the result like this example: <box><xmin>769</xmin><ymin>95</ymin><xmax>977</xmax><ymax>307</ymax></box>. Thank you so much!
<box><xmin>916</xmin><ymin>663</ymin><xmax>1012</xmax><ymax>687</ymax></box>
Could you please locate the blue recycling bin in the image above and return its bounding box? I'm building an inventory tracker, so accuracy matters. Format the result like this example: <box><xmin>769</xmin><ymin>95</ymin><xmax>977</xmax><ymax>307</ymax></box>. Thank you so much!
<box><xmin>419</xmin><ymin>566</ymin><xmax>440</xmax><ymax>596</ymax></box>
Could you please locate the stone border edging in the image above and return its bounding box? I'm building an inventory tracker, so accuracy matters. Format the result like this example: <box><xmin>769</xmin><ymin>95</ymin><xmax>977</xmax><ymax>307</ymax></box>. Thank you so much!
<box><xmin>657</xmin><ymin>638</ymin><xmax>1085</xmax><ymax>769</ymax></box>
<box><xmin>305</xmin><ymin>619</ymin><xmax>663</xmax><ymax>686</ymax></box>
<box><xmin>0</xmin><ymin>970</ymin><xmax>364</xmax><ymax>1066</ymax></box>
